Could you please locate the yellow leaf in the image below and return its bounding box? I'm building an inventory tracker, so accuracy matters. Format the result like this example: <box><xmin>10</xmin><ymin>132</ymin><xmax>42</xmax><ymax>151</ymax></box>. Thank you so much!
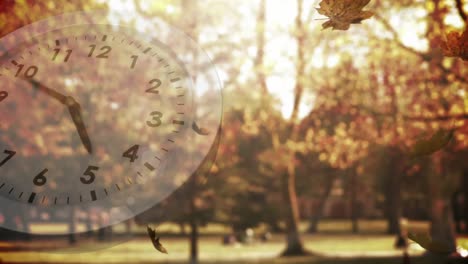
<box><xmin>408</xmin><ymin>232</ymin><xmax>453</xmax><ymax>255</ymax></box>
<box><xmin>317</xmin><ymin>0</ymin><xmax>374</xmax><ymax>31</ymax></box>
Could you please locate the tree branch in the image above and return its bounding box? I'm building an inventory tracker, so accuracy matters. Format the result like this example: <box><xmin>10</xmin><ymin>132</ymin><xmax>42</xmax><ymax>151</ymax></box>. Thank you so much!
<box><xmin>372</xmin><ymin>13</ymin><xmax>468</xmax><ymax>84</ymax></box>
<box><xmin>373</xmin><ymin>13</ymin><xmax>431</xmax><ymax>61</ymax></box>
<box><xmin>455</xmin><ymin>0</ymin><xmax>467</xmax><ymax>23</ymax></box>
<box><xmin>347</xmin><ymin>103</ymin><xmax>468</xmax><ymax>122</ymax></box>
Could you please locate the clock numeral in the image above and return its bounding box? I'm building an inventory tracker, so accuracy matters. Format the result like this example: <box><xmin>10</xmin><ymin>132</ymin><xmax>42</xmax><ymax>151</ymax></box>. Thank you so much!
<box><xmin>33</xmin><ymin>169</ymin><xmax>48</xmax><ymax>186</ymax></box>
<box><xmin>123</xmin><ymin>145</ymin><xmax>140</xmax><ymax>163</ymax></box>
<box><xmin>52</xmin><ymin>48</ymin><xmax>72</xmax><ymax>62</ymax></box>
<box><xmin>88</xmin><ymin>45</ymin><xmax>112</xmax><ymax>58</ymax></box>
<box><xmin>81</xmin><ymin>166</ymin><xmax>99</xmax><ymax>184</ymax></box>
<box><xmin>130</xmin><ymin>55</ymin><xmax>138</xmax><ymax>69</ymax></box>
<box><xmin>0</xmin><ymin>91</ymin><xmax>8</xmax><ymax>103</ymax></box>
<box><xmin>146</xmin><ymin>79</ymin><xmax>161</xmax><ymax>94</ymax></box>
<box><xmin>14</xmin><ymin>64</ymin><xmax>38</xmax><ymax>78</ymax></box>
<box><xmin>0</xmin><ymin>150</ymin><xmax>16</xmax><ymax>167</ymax></box>
<box><xmin>146</xmin><ymin>111</ymin><xmax>163</xmax><ymax>128</ymax></box>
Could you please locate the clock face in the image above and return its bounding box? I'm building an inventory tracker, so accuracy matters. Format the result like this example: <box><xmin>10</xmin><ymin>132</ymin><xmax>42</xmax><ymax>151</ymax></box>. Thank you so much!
<box><xmin>0</xmin><ymin>13</ymin><xmax>222</xmax><ymax>235</ymax></box>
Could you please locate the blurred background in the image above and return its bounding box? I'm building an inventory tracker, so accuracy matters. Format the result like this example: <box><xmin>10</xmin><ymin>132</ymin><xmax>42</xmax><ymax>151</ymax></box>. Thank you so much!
<box><xmin>1</xmin><ymin>0</ymin><xmax>468</xmax><ymax>263</ymax></box>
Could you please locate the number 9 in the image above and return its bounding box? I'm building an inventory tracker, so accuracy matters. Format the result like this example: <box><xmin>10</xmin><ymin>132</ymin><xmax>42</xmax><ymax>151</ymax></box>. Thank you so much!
<box><xmin>0</xmin><ymin>91</ymin><xmax>7</xmax><ymax>102</ymax></box>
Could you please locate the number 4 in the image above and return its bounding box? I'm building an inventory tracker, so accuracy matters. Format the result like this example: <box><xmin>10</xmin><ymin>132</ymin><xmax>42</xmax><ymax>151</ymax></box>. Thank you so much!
<box><xmin>123</xmin><ymin>145</ymin><xmax>140</xmax><ymax>163</ymax></box>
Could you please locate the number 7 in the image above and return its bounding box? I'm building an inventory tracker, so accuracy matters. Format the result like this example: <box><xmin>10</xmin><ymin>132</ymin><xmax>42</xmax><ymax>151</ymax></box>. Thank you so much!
<box><xmin>0</xmin><ymin>150</ymin><xmax>16</xmax><ymax>167</ymax></box>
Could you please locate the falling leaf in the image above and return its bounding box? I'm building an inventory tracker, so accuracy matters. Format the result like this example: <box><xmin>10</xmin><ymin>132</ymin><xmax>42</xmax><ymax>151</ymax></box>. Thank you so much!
<box><xmin>192</xmin><ymin>121</ymin><xmax>210</xmax><ymax>136</ymax></box>
<box><xmin>408</xmin><ymin>232</ymin><xmax>453</xmax><ymax>255</ymax></box>
<box><xmin>410</xmin><ymin>129</ymin><xmax>455</xmax><ymax>158</ymax></box>
<box><xmin>316</xmin><ymin>0</ymin><xmax>374</xmax><ymax>31</ymax></box>
<box><xmin>147</xmin><ymin>226</ymin><xmax>168</xmax><ymax>254</ymax></box>
<box><xmin>441</xmin><ymin>29</ymin><xmax>468</xmax><ymax>61</ymax></box>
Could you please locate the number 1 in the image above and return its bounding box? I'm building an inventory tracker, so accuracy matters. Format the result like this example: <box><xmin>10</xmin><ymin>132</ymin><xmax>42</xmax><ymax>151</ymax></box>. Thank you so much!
<box><xmin>130</xmin><ymin>55</ymin><xmax>138</xmax><ymax>69</ymax></box>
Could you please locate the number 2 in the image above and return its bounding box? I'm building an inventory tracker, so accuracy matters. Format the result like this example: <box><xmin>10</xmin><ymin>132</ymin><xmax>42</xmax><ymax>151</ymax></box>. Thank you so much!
<box><xmin>146</xmin><ymin>79</ymin><xmax>161</xmax><ymax>94</ymax></box>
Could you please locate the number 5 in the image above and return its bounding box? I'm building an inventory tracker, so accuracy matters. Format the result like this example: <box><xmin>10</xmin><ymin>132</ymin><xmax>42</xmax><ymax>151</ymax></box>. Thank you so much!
<box><xmin>81</xmin><ymin>166</ymin><xmax>99</xmax><ymax>184</ymax></box>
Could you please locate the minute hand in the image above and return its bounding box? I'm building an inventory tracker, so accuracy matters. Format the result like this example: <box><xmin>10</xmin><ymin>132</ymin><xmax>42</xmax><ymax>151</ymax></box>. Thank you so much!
<box><xmin>25</xmin><ymin>79</ymin><xmax>68</xmax><ymax>104</ymax></box>
<box><xmin>66</xmin><ymin>97</ymin><xmax>93</xmax><ymax>154</ymax></box>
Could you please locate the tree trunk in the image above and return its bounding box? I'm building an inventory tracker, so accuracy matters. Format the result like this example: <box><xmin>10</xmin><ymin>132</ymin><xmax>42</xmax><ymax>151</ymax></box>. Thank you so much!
<box><xmin>68</xmin><ymin>207</ymin><xmax>76</xmax><ymax>244</ymax></box>
<box><xmin>429</xmin><ymin>199</ymin><xmax>457</xmax><ymax>253</ymax></box>
<box><xmin>255</xmin><ymin>0</ymin><xmax>267</xmax><ymax>95</ymax></box>
<box><xmin>383</xmin><ymin>148</ymin><xmax>402</xmax><ymax>235</ymax></box>
<box><xmin>349</xmin><ymin>168</ymin><xmax>359</xmax><ymax>234</ymax></box>
<box><xmin>426</xmin><ymin>154</ymin><xmax>457</xmax><ymax>253</ymax></box>
<box><xmin>308</xmin><ymin>173</ymin><xmax>335</xmax><ymax>233</ymax></box>
<box><xmin>189</xmin><ymin>216</ymin><xmax>199</xmax><ymax>264</ymax></box>
<box><xmin>180</xmin><ymin>1</ymin><xmax>201</xmax><ymax>262</ymax></box>
<box><xmin>280</xmin><ymin>0</ymin><xmax>310</xmax><ymax>256</ymax></box>
<box><xmin>179</xmin><ymin>221</ymin><xmax>187</xmax><ymax>235</ymax></box>
<box><xmin>0</xmin><ymin>202</ymin><xmax>18</xmax><ymax>240</ymax></box>
<box><xmin>463</xmin><ymin>170</ymin><xmax>468</xmax><ymax>234</ymax></box>
<box><xmin>281</xmin><ymin>169</ymin><xmax>307</xmax><ymax>256</ymax></box>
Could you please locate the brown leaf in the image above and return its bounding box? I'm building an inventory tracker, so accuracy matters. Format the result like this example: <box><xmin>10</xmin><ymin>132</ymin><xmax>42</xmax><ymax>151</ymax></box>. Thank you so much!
<box><xmin>441</xmin><ymin>29</ymin><xmax>468</xmax><ymax>61</ymax></box>
<box><xmin>147</xmin><ymin>226</ymin><xmax>168</xmax><ymax>254</ymax></box>
<box><xmin>317</xmin><ymin>0</ymin><xmax>374</xmax><ymax>31</ymax></box>
<box><xmin>408</xmin><ymin>232</ymin><xmax>453</xmax><ymax>255</ymax></box>
<box><xmin>410</xmin><ymin>129</ymin><xmax>455</xmax><ymax>158</ymax></box>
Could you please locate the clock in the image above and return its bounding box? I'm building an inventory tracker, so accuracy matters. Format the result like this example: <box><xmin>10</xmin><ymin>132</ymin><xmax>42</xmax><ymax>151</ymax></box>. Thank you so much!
<box><xmin>0</xmin><ymin>11</ymin><xmax>222</xmax><ymax>235</ymax></box>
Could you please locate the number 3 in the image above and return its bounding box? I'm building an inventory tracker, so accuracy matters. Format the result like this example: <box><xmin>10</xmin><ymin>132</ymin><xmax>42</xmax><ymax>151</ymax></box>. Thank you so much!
<box><xmin>146</xmin><ymin>111</ymin><xmax>163</xmax><ymax>127</ymax></box>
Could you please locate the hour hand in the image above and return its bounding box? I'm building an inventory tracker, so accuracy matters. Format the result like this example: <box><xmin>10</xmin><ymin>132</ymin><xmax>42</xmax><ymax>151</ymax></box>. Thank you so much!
<box><xmin>66</xmin><ymin>97</ymin><xmax>92</xmax><ymax>154</ymax></box>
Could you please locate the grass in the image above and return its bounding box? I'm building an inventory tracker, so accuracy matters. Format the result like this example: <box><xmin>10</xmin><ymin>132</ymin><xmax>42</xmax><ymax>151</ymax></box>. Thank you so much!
<box><xmin>2</xmin><ymin>234</ymin><xmax>467</xmax><ymax>263</ymax></box>
<box><xmin>0</xmin><ymin>220</ymin><xmax>466</xmax><ymax>264</ymax></box>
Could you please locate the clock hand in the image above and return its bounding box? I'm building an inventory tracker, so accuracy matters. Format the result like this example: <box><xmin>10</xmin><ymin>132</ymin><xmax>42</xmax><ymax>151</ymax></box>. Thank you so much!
<box><xmin>65</xmin><ymin>96</ymin><xmax>93</xmax><ymax>154</ymax></box>
<box><xmin>23</xmin><ymin>79</ymin><xmax>92</xmax><ymax>153</ymax></box>
<box><xmin>24</xmin><ymin>78</ymin><xmax>68</xmax><ymax>105</ymax></box>
<box><xmin>192</xmin><ymin>121</ymin><xmax>210</xmax><ymax>136</ymax></box>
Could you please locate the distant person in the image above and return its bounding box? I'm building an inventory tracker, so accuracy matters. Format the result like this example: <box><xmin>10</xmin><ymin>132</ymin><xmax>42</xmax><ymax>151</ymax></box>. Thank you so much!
<box><xmin>222</xmin><ymin>233</ymin><xmax>236</xmax><ymax>245</ymax></box>
<box><xmin>259</xmin><ymin>231</ymin><xmax>272</xmax><ymax>242</ymax></box>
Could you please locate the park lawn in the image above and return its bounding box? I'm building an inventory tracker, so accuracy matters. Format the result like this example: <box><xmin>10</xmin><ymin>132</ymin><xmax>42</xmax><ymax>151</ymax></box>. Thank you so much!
<box><xmin>26</xmin><ymin>219</ymin><xmax>432</xmax><ymax>236</ymax></box>
<box><xmin>1</xmin><ymin>220</ymin><xmax>465</xmax><ymax>263</ymax></box>
<box><xmin>2</xmin><ymin>234</ymin><xmax>467</xmax><ymax>264</ymax></box>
